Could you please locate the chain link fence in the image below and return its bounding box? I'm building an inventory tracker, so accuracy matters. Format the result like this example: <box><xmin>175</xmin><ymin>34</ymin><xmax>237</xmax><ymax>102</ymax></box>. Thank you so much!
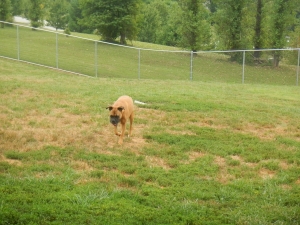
<box><xmin>1</xmin><ymin>21</ymin><xmax>300</xmax><ymax>85</ymax></box>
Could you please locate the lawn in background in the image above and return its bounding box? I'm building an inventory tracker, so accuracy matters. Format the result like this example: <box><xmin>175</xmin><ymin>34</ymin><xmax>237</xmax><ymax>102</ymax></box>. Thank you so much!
<box><xmin>0</xmin><ymin>25</ymin><xmax>299</xmax><ymax>85</ymax></box>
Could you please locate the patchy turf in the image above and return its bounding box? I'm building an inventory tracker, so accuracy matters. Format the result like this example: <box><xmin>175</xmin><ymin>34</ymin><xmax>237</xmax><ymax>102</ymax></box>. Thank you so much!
<box><xmin>0</xmin><ymin>58</ymin><xmax>300</xmax><ymax>224</ymax></box>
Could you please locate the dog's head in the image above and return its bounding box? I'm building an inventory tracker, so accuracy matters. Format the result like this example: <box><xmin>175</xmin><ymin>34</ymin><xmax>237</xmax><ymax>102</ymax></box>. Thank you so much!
<box><xmin>106</xmin><ymin>106</ymin><xmax>124</xmax><ymax>126</ymax></box>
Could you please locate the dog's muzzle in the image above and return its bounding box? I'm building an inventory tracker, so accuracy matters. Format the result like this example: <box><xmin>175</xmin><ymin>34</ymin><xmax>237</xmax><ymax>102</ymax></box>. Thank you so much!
<box><xmin>110</xmin><ymin>116</ymin><xmax>120</xmax><ymax>126</ymax></box>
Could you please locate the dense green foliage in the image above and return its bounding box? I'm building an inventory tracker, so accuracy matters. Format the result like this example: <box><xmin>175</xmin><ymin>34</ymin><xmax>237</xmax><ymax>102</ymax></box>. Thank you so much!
<box><xmin>0</xmin><ymin>0</ymin><xmax>12</xmax><ymax>28</ymax></box>
<box><xmin>270</xmin><ymin>0</ymin><xmax>298</xmax><ymax>66</ymax></box>
<box><xmin>47</xmin><ymin>0</ymin><xmax>68</xmax><ymax>31</ymax></box>
<box><xmin>79</xmin><ymin>0</ymin><xmax>140</xmax><ymax>44</ymax></box>
<box><xmin>27</xmin><ymin>0</ymin><xmax>46</xmax><ymax>28</ymax></box>
<box><xmin>179</xmin><ymin>0</ymin><xmax>211</xmax><ymax>51</ymax></box>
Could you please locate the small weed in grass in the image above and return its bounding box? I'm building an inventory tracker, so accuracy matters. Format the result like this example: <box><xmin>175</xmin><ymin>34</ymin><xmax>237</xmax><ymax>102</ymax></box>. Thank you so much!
<box><xmin>68</xmin><ymin>190</ymin><xmax>109</xmax><ymax>207</ymax></box>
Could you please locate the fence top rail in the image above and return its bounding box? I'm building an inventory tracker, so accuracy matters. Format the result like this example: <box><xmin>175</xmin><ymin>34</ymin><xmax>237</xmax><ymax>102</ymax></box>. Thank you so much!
<box><xmin>1</xmin><ymin>20</ymin><xmax>300</xmax><ymax>53</ymax></box>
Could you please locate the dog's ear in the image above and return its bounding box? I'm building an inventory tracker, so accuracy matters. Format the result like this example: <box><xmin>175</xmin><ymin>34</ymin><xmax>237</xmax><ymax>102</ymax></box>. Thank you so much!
<box><xmin>117</xmin><ymin>106</ymin><xmax>124</xmax><ymax>112</ymax></box>
<box><xmin>106</xmin><ymin>106</ymin><xmax>113</xmax><ymax>111</ymax></box>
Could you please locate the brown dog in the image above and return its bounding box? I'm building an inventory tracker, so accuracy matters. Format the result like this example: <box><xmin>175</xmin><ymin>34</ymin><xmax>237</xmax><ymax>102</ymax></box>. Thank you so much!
<box><xmin>106</xmin><ymin>95</ymin><xmax>134</xmax><ymax>144</ymax></box>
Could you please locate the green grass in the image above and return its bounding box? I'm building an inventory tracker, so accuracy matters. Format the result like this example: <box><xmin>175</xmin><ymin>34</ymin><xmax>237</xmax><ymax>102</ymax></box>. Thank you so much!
<box><xmin>0</xmin><ymin>57</ymin><xmax>300</xmax><ymax>224</ymax></box>
<box><xmin>1</xmin><ymin>25</ymin><xmax>299</xmax><ymax>85</ymax></box>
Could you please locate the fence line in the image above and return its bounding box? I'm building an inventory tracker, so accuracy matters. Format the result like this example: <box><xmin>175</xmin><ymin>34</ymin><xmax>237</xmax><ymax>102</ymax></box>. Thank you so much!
<box><xmin>1</xmin><ymin>21</ymin><xmax>300</xmax><ymax>85</ymax></box>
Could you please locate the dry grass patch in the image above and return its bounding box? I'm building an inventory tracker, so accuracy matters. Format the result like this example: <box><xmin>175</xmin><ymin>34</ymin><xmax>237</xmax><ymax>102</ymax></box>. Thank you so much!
<box><xmin>0</xmin><ymin>155</ymin><xmax>22</xmax><ymax>166</ymax></box>
<box><xmin>181</xmin><ymin>151</ymin><xmax>206</xmax><ymax>164</ymax></box>
<box><xmin>190</xmin><ymin>117</ymin><xmax>228</xmax><ymax>130</ymax></box>
<box><xmin>136</xmin><ymin>108</ymin><xmax>166</xmax><ymax>123</ymax></box>
<box><xmin>238</xmin><ymin>121</ymin><xmax>294</xmax><ymax>141</ymax></box>
<box><xmin>188</xmin><ymin>151</ymin><xmax>206</xmax><ymax>161</ymax></box>
<box><xmin>101</xmin><ymin>118</ymin><xmax>148</xmax><ymax>151</ymax></box>
<box><xmin>0</xmin><ymin>108</ymin><xmax>100</xmax><ymax>152</ymax></box>
<box><xmin>145</xmin><ymin>156</ymin><xmax>171</xmax><ymax>170</ymax></box>
<box><xmin>71</xmin><ymin>160</ymin><xmax>95</xmax><ymax>172</ymax></box>
<box><xmin>259</xmin><ymin>168</ymin><xmax>276</xmax><ymax>179</ymax></box>
<box><xmin>214</xmin><ymin>156</ymin><xmax>235</xmax><ymax>184</ymax></box>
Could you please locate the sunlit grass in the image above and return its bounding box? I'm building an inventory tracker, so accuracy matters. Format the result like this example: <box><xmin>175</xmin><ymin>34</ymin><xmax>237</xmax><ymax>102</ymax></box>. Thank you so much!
<box><xmin>0</xmin><ymin>57</ymin><xmax>300</xmax><ymax>224</ymax></box>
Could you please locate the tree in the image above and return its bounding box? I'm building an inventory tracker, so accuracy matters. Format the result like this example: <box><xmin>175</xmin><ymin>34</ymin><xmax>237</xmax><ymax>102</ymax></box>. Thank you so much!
<box><xmin>0</xmin><ymin>0</ymin><xmax>12</xmax><ymax>28</ymax></box>
<box><xmin>253</xmin><ymin>0</ymin><xmax>264</xmax><ymax>59</ymax></box>
<box><xmin>68</xmin><ymin>0</ymin><xmax>90</xmax><ymax>33</ymax></box>
<box><xmin>179</xmin><ymin>0</ymin><xmax>211</xmax><ymax>51</ymax></box>
<box><xmin>163</xmin><ymin>2</ymin><xmax>182</xmax><ymax>46</ymax></box>
<box><xmin>47</xmin><ymin>0</ymin><xmax>68</xmax><ymax>30</ymax></box>
<box><xmin>137</xmin><ymin>0</ymin><xmax>182</xmax><ymax>46</ymax></box>
<box><xmin>214</xmin><ymin>0</ymin><xmax>246</xmax><ymax>60</ymax></box>
<box><xmin>137</xmin><ymin>1</ymin><xmax>161</xmax><ymax>43</ymax></box>
<box><xmin>80</xmin><ymin>0</ymin><xmax>141</xmax><ymax>44</ymax></box>
<box><xmin>11</xmin><ymin>0</ymin><xmax>25</xmax><ymax>16</ymax></box>
<box><xmin>270</xmin><ymin>0</ymin><xmax>297</xmax><ymax>67</ymax></box>
<box><xmin>28</xmin><ymin>0</ymin><xmax>46</xmax><ymax>28</ymax></box>
<box><xmin>205</xmin><ymin>0</ymin><xmax>217</xmax><ymax>14</ymax></box>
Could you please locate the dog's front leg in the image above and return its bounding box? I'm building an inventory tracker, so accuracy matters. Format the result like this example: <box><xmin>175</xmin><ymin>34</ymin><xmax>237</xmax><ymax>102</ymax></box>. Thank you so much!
<box><xmin>118</xmin><ymin>123</ymin><xmax>126</xmax><ymax>144</ymax></box>
<box><xmin>114</xmin><ymin>125</ymin><xmax>120</xmax><ymax>136</ymax></box>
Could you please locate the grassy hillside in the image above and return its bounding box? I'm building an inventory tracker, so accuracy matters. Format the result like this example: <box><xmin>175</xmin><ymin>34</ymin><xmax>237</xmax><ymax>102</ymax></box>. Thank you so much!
<box><xmin>0</xmin><ymin>57</ymin><xmax>300</xmax><ymax>224</ymax></box>
<box><xmin>1</xmin><ymin>25</ymin><xmax>299</xmax><ymax>85</ymax></box>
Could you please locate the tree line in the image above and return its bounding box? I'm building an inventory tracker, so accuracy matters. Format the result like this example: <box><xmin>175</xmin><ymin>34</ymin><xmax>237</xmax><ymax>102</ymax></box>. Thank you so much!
<box><xmin>1</xmin><ymin>0</ymin><xmax>300</xmax><ymax>66</ymax></box>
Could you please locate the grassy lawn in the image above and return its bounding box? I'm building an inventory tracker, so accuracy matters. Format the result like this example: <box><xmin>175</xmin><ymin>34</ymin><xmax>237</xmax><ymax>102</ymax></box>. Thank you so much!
<box><xmin>0</xmin><ymin>25</ymin><xmax>299</xmax><ymax>85</ymax></box>
<box><xmin>0</xmin><ymin>57</ymin><xmax>300</xmax><ymax>224</ymax></box>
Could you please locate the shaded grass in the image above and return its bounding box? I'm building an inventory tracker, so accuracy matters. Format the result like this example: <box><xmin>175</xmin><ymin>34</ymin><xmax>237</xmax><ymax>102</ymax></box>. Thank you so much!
<box><xmin>0</xmin><ymin>58</ymin><xmax>300</xmax><ymax>224</ymax></box>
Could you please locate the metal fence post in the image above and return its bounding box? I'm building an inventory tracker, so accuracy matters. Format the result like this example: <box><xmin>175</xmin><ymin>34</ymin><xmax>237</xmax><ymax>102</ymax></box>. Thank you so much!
<box><xmin>138</xmin><ymin>48</ymin><xmax>141</xmax><ymax>79</ymax></box>
<box><xmin>56</xmin><ymin>33</ymin><xmax>58</xmax><ymax>69</ymax></box>
<box><xmin>17</xmin><ymin>25</ymin><xmax>20</xmax><ymax>60</ymax></box>
<box><xmin>190</xmin><ymin>51</ymin><xmax>193</xmax><ymax>81</ymax></box>
<box><xmin>242</xmin><ymin>51</ymin><xmax>245</xmax><ymax>84</ymax></box>
<box><xmin>297</xmin><ymin>49</ymin><xmax>300</xmax><ymax>86</ymax></box>
<box><xmin>95</xmin><ymin>41</ymin><xmax>98</xmax><ymax>78</ymax></box>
